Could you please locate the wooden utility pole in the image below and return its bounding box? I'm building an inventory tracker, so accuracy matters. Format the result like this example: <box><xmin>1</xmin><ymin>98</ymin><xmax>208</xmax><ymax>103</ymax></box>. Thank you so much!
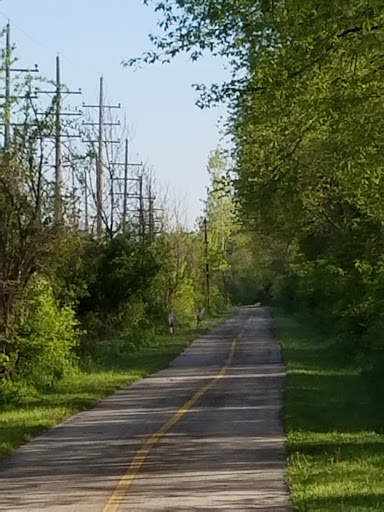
<box><xmin>148</xmin><ymin>182</ymin><xmax>154</xmax><ymax>239</ymax></box>
<box><xmin>84</xmin><ymin>170</ymin><xmax>89</xmax><ymax>231</ymax></box>
<box><xmin>54</xmin><ymin>55</ymin><xmax>63</xmax><ymax>223</ymax></box>
<box><xmin>4</xmin><ymin>23</ymin><xmax>11</xmax><ymax>148</ymax></box>
<box><xmin>139</xmin><ymin>174</ymin><xmax>145</xmax><ymax>239</ymax></box>
<box><xmin>123</xmin><ymin>139</ymin><xmax>129</xmax><ymax>232</ymax></box>
<box><xmin>96</xmin><ymin>76</ymin><xmax>104</xmax><ymax>236</ymax></box>
<box><xmin>34</xmin><ymin>55</ymin><xmax>81</xmax><ymax>224</ymax></box>
<box><xmin>204</xmin><ymin>217</ymin><xmax>210</xmax><ymax>312</ymax></box>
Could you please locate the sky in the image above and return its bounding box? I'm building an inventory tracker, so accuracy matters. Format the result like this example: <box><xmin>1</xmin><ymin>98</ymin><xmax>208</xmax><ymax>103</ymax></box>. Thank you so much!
<box><xmin>0</xmin><ymin>0</ymin><xmax>228</xmax><ymax>225</ymax></box>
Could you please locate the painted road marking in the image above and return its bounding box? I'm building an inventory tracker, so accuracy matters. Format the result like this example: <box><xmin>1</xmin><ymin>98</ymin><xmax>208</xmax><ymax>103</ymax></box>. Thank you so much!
<box><xmin>103</xmin><ymin>319</ymin><xmax>250</xmax><ymax>512</ymax></box>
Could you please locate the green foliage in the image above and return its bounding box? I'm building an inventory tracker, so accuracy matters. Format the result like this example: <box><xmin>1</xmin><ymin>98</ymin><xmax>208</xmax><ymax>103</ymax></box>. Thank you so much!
<box><xmin>80</xmin><ymin>235</ymin><xmax>159</xmax><ymax>312</ymax></box>
<box><xmin>0</xmin><ymin>65</ymin><xmax>69</xmax><ymax>382</ymax></box>
<box><xmin>172</xmin><ymin>278</ymin><xmax>198</xmax><ymax>326</ymax></box>
<box><xmin>75</xmin><ymin>234</ymin><xmax>162</xmax><ymax>339</ymax></box>
<box><xmin>48</xmin><ymin>231</ymin><xmax>92</xmax><ymax>307</ymax></box>
<box><xmin>14</xmin><ymin>278</ymin><xmax>79</xmax><ymax>387</ymax></box>
<box><xmin>152</xmin><ymin>230</ymin><xmax>205</xmax><ymax>326</ymax></box>
<box><xmin>202</xmin><ymin>150</ymin><xmax>282</xmax><ymax>308</ymax></box>
<box><xmin>142</xmin><ymin>0</ymin><xmax>384</xmax><ymax>369</ymax></box>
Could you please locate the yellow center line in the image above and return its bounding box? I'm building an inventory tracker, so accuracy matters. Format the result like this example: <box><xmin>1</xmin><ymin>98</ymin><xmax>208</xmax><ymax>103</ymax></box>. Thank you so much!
<box><xmin>103</xmin><ymin>318</ymin><xmax>251</xmax><ymax>512</ymax></box>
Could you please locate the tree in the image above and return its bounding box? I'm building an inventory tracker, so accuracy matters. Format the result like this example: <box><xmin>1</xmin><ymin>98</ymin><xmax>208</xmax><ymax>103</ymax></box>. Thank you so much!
<box><xmin>140</xmin><ymin>1</ymin><xmax>384</xmax><ymax>359</ymax></box>
<box><xmin>0</xmin><ymin>92</ymin><xmax>61</xmax><ymax>375</ymax></box>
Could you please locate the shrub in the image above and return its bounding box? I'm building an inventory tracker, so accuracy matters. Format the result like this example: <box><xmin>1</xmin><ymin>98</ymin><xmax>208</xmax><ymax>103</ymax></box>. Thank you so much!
<box><xmin>14</xmin><ymin>278</ymin><xmax>79</xmax><ymax>388</ymax></box>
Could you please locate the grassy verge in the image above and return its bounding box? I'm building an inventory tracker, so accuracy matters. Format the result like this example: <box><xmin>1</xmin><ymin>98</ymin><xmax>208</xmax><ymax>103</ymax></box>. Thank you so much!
<box><xmin>0</xmin><ymin>312</ymin><xmax>231</xmax><ymax>461</ymax></box>
<box><xmin>275</xmin><ymin>313</ymin><xmax>384</xmax><ymax>511</ymax></box>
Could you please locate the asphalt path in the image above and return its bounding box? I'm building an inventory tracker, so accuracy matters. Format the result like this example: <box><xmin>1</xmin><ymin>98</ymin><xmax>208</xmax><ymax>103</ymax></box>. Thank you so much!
<box><xmin>0</xmin><ymin>307</ymin><xmax>291</xmax><ymax>511</ymax></box>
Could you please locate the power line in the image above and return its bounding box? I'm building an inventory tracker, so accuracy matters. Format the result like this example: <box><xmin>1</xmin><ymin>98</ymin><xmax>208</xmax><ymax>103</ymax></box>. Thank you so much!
<box><xmin>82</xmin><ymin>76</ymin><xmax>121</xmax><ymax>236</ymax></box>
<box><xmin>0</xmin><ymin>11</ymin><xmax>54</xmax><ymax>54</ymax></box>
<box><xmin>0</xmin><ymin>11</ymin><xmax>105</xmax><ymax>80</ymax></box>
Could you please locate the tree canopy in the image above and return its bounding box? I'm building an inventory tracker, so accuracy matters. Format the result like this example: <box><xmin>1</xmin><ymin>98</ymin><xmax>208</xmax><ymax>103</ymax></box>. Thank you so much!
<box><xmin>141</xmin><ymin>0</ymin><xmax>384</xmax><ymax>365</ymax></box>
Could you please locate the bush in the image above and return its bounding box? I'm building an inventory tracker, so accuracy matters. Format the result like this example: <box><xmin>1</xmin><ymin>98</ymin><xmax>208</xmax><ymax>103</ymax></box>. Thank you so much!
<box><xmin>14</xmin><ymin>278</ymin><xmax>79</xmax><ymax>388</ymax></box>
<box><xmin>0</xmin><ymin>379</ymin><xmax>34</xmax><ymax>405</ymax></box>
<box><xmin>91</xmin><ymin>327</ymin><xmax>156</xmax><ymax>368</ymax></box>
<box><xmin>79</xmin><ymin>296</ymin><xmax>157</xmax><ymax>364</ymax></box>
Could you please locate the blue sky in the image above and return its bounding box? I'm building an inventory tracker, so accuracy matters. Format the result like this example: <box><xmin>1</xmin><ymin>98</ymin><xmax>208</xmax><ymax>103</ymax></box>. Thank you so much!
<box><xmin>0</xmin><ymin>0</ymin><xmax>228</xmax><ymax>225</ymax></box>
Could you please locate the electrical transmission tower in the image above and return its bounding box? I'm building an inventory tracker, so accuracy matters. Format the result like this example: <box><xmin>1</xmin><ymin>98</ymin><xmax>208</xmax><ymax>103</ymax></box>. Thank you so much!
<box><xmin>82</xmin><ymin>76</ymin><xmax>121</xmax><ymax>236</ymax></box>
<box><xmin>110</xmin><ymin>138</ymin><xmax>143</xmax><ymax>234</ymax></box>
<box><xmin>0</xmin><ymin>22</ymin><xmax>39</xmax><ymax>147</ymax></box>
<box><xmin>35</xmin><ymin>55</ymin><xmax>82</xmax><ymax>224</ymax></box>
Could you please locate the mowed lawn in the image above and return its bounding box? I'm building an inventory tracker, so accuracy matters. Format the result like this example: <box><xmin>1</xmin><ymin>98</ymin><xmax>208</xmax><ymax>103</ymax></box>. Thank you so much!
<box><xmin>276</xmin><ymin>314</ymin><xmax>384</xmax><ymax>511</ymax></box>
<box><xmin>0</xmin><ymin>313</ymin><xmax>230</xmax><ymax>460</ymax></box>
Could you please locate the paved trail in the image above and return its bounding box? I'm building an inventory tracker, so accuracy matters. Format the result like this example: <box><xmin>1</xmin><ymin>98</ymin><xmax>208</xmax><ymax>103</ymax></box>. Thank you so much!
<box><xmin>0</xmin><ymin>307</ymin><xmax>291</xmax><ymax>511</ymax></box>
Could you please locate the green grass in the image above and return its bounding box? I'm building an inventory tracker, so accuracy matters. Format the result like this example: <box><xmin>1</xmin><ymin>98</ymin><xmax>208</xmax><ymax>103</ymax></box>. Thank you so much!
<box><xmin>0</xmin><ymin>312</ymin><xmax>231</xmax><ymax>461</ymax></box>
<box><xmin>276</xmin><ymin>313</ymin><xmax>384</xmax><ymax>511</ymax></box>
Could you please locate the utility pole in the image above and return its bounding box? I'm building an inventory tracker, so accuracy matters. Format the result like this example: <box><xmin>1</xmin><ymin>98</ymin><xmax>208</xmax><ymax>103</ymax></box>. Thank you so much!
<box><xmin>110</xmin><ymin>164</ymin><xmax>115</xmax><ymax>235</ymax></box>
<box><xmin>96</xmin><ymin>76</ymin><xmax>104</xmax><ymax>237</ymax></box>
<box><xmin>139</xmin><ymin>174</ymin><xmax>145</xmax><ymax>239</ymax></box>
<box><xmin>111</xmin><ymin>138</ymin><xmax>142</xmax><ymax>233</ymax></box>
<box><xmin>144</xmin><ymin>178</ymin><xmax>163</xmax><ymax>238</ymax></box>
<box><xmin>53</xmin><ymin>56</ymin><xmax>82</xmax><ymax>224</ymax></box>
<box><xmin>55</xmin><ymin>55</ymin><xmax>62</xmax><ymax>223</ymax></box>
<box><xmin>1</xmin><ymin>22</ymin><xmax>39</xmax><ymax>148</ymax></box>
<box><xmin>148</xmin><ymin>182</ymin><xmax>157</xmax><ymax>239</ymax></box>
<box><xmin>148</xmin><ymin>183</ymin><xmax>153</xmax><ymax>238</ymax></box>
<box><xmin>82</xmin><ymin>76</ymin><xmax>120</xmax><ymax>237</ymax></box>
<box><xmin>36</xmin><ymin>55</ymin><xmax>82</xmax><ymax>224</ymax></box>
<box><xmin>4</xmin><ymin>23</ymin><xmax>11</xmax><ymax>148</ymax></box>
<box><xmin>114</xmin><ymin>171</ymin><xmax>161</xmax><ymax>238</ymax></box>
<box><xmin>84</xmin><ymin>170</ymin><xmax>89</xmax><ymax>231</ymax></box>
<box><xmin>204</xmin><ymin>217</ymin><xmax>210</xmax><ymax>312</ymax></box>
<box><xmin>123</xmin><ymin>139</ymin><xmax>129</xmax><ymax>231</ymax></box>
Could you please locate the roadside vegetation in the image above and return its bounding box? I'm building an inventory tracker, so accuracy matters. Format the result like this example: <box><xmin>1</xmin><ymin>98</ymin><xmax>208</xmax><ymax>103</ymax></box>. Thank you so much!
<box><xmin>277</xmin><ymin>313</ymin><xmax>384</xmax><ymax>511</ymax></box>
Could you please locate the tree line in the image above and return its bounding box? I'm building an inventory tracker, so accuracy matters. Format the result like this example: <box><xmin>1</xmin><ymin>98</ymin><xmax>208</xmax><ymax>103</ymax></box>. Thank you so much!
<box><xmin>142</xmin><ymin>0</ymin><xmax>384</xmax><ymax>378</ymax></box>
